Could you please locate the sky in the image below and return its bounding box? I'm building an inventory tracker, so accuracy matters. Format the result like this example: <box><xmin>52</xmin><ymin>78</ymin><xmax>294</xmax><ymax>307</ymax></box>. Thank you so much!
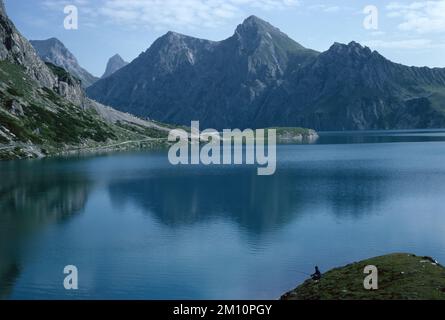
<box><xmin>4</xmin><ymin>0</ymin><xmax>445</xmax><ymax>77</ymax></box>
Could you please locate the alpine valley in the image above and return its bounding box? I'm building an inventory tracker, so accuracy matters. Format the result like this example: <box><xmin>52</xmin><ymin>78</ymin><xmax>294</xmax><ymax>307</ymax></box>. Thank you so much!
<box><xmin>0</xmin><ymin>0</ymin><xmax>170</xmax><ymax>160</ymax></box>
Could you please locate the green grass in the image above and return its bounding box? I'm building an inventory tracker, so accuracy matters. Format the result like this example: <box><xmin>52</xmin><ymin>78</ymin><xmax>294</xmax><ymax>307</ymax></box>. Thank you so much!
<box><xmin>116</xmin><ymin>121</ymin><xmax>169</xmax><ymax>139</ymax></box>
<box><xmin>0</xmin><ymin>60</ymin><xmax>117</xmax><ymax>148</ymax></box>
<box><xmin>0</xmin><ymin>110</ymin><xmax>37</xmax><ymax>142</ymax></box>
<box><xmin>0</xmin><ymin>134</ymin><xmax>8</xmax><ymax>144</ymax></box>
<box><xmin>41</xmin><ymin>87</ymin><xmax>62</xmax><ymax>104</ymax></box>
<box><xmin>282</xmin><ymin>253</ymin><xmax>445</xmax><ymax>300</ymax></box>
<box><xmin>27</xmin><ymin>104</ymin><xmax>115</xmax><ymax>144</ymax></box>
<box><xmin>6</xmin><ymin>87</ymin><xmax>24</xmax><ymax>97</ymax></box>
<box><xmin>0</xmin><ymin>60</ymin><xmax>33</xmax><ymax>97</ymax></box>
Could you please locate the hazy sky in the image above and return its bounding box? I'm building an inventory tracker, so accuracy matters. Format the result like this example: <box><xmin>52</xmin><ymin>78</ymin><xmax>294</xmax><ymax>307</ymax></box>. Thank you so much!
<box><xmin>5</xmin><ymin>0</ymin><xmax>445</xmax><ymax>76</ymax></box>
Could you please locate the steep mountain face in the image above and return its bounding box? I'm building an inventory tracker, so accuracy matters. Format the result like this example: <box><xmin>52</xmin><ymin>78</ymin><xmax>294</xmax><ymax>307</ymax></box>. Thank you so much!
<box><xmin>102</xmin><ymin>54</ymin><xmax>128</xmax><ymax>79</ymax></box>
<box><xmin>0</xmin><ymin>3</ymin><xmax>55</xmax><ymax>88</ymax></box>
<box><xmin>30</xmin><ymin>38</ymin><xmax>98</xmax><ymax>88</ymax></box>
<box><xmin>0</xmin><ymin>3</ymin><xmax>83</xmax><ymax>106</ymax></box>
<box><xmin>0</xmin><ymin>0</ymin><xmax>170</xmax><ymax>160</ymax></box>
<box><xmin>87</xmin><ymin>15</ymin><xmax>445</xmax><ymax>130</ymax></box>
<box><xmin>257</xmin><ymin>42</ymin><xmax>445</xmax><ymax>130</ymax></box>
<box><xmin>87</xmin><ymin>16</ymin><xmax>318</xmax><ymax>129</ymax></box>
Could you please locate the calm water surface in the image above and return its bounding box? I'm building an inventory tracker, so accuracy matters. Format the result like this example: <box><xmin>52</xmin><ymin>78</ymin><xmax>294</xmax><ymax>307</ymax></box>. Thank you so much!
<box><xmin>1</xmin><ymin>130</ymin><xmax>445</xmax><ymax>299</ymax></box>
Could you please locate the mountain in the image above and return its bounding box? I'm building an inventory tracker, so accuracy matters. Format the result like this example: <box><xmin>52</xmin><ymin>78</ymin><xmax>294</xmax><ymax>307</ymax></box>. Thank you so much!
<box><xmin>0</xmin><ymin>3</ymin><xmax>55</xmax><ymax>88</ymax></box>
<box><xmin>256</xmin><ymin>41</ymin><xmax>445</xmax><ymax>130</ymax></box>
<box><xmin>102</xmin><ymin>54</ymin><xmax>128</xmax><ymax>79</ymax></box>
<box><xmin>30</xmin><ymin>38</ymin><xmax>98</xmax><ymax>88</ymax></box>
<box><xmin>87</xmin><ymin>15</ymin><xmax>445</xmax><ymax>130</ymax></box>
<box><xmin>0</xmin><ymin>0</ymin><xmax>170</xmax><ymax>160</ymax></box>
<box><xmin>87</xmin><ymin>16</ymin><xmax>318</xmax><ymax>129</ymax></box>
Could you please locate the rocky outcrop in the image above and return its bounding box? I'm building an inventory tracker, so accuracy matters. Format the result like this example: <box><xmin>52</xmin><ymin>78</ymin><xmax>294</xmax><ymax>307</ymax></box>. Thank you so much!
<box><xmin>43</xmin><ymin>62</ymin><xmax>86</xmax><ymax>107</ymax></box>
<box><xmin>6</xmin><ymin>99</ymin><xmax>24</xmax><ymax>116</ymax></box>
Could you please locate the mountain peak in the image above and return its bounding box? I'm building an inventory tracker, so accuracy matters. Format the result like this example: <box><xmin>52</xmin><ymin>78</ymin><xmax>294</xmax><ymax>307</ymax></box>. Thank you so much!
<box><xmin>236</xmin><ymin>15</ymin><xmax>278</xmax><ymax>35</ymax></box>
<box><xmin>30</xmin><ymin>38</ymin><xmax>98</xmax><ymax>87</ymax></box>
<box><xmin>46</xmin><ymin>37</ymin><xmax>62</xmax><ymax>43</ymax></box>
<box><xmin>156</xmin><ymin>31</ymin><xmax>203</xmax><ymax>47</ymax></box>
<box><xmin>165</xmin><ymin>31</ymin><xmax>190</xmax><ymax>39</ymax></box>
<box><xmin>232</xmin><ymin>15</ymin><xmax>307</xmax><ymax>56</ymax></box>
<box><xmin>328</xmin><ymin>41</ymin><xmax>373</xmax><ymax>58</ymax></box>
<box><xmin>346</xmin><ymin>41</ymin><xmax>369</xmax><ymax>51</ymax></box>
<box><xmin>243</xmin><ymin>15</ymin><xmax>268</xmax><ymax>25</ymax></box>
<box><xmin>102</xmin><ymin>53</ymin><xmax>128</xmax><ymax>79</ymax></box>
<box><xmin>31</xmin><ymin>38</ymin><xmax>72</xmax><ymax>57</ymax></box>
<box><xmin>46</xmin><ymin>37</ymin><xmax>65</xmax><ymax>46</ymax></box>
<box><xmin>87</xmin><ymin>12</ymin><xmax>445</xmax><ymax>131</ymax></box>
<box><xmin>110</xmin><ymin>53</ymin><xmax>125</xmax><ymax>62</ymax></box>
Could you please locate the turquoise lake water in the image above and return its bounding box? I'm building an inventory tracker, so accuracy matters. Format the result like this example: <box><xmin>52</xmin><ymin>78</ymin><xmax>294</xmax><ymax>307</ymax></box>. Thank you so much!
<box><xmin>1</xmin><ymin>130</ymin><xmax>445</xmax><ymax>299</ymax></box>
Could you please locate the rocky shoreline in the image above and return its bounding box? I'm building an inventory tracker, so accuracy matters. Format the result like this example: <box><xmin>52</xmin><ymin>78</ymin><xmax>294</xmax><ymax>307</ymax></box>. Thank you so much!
<box><xmin>0</xmin><ymin>127</ymin><xmax>318</xmax><ymax>161</ymax></box>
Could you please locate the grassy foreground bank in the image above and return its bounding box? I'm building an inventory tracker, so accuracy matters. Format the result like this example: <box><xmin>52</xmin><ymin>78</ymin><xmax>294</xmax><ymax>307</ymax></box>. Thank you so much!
<box><xmin>281</xmin><ymin>253</ymin><xmax>445</xmax><ymax>300</ymax></box>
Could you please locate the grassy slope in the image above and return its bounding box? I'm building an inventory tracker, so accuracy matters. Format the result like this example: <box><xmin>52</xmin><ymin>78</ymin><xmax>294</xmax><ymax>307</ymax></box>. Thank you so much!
<box><xmin>0</xmin><ymin>61</ymin><xmax>168</xmax><ymax>160</ymax></box>
<box><xmin>282</xmin><ymin>253</ymin><xmax>445</xmax><ymax>300</ymax></box>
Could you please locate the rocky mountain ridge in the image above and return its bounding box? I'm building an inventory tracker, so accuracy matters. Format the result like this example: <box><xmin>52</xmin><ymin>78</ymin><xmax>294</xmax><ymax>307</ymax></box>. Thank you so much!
<box><xmin>87</xmin><ymin>15</ymin><xmax>445</xmax><ymax>130</ymax></box>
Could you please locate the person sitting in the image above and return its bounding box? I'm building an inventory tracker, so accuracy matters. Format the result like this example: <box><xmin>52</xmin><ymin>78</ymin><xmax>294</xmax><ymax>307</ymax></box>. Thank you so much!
<box><xmin>311</xmin><ymin>266</ymin><xmax>322</xmax><ymax>281</ymax></box>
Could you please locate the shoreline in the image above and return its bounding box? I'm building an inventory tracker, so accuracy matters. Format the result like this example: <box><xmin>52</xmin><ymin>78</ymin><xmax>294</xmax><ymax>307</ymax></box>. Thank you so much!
<box><xmin>0</xmin><ymin>128</ymin><xmax>319</xmax><ymax>161</ymax></box>
<box><xmin>0</xmin><ymin>138</ymin><xmax>170</xmax><ymax>161</ymax></box>
<box><xmin>281</xmin><ymin>253</ymin><xmax>445</xmax><ymax>300</ymax></box>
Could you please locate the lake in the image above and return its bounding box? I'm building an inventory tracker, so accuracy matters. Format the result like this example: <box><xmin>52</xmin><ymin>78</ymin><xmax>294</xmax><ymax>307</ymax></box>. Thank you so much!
<box><xmin>1</xmin><ymin>130</ymin><xmax>445</xmax><ymax>300</ymax></box>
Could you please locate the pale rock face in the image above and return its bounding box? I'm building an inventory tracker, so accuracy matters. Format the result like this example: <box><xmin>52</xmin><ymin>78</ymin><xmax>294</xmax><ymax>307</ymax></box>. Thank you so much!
<box><xmin>56</xmin><ymin>81</ymin><xmax>85</xmax><ymax>107</ymax></box>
